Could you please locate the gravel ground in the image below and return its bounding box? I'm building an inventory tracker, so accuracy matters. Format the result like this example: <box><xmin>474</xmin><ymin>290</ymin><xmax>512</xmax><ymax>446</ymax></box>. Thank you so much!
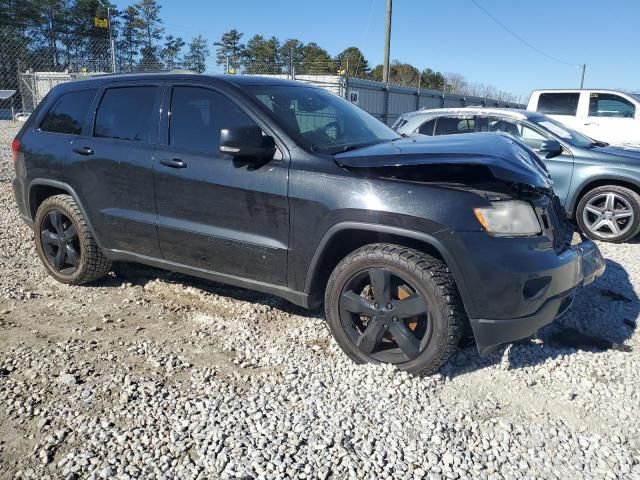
<box><xmin>0</xmin><ymin>123</ymin><xmax>639</xmax><ymax>480</ymax></box>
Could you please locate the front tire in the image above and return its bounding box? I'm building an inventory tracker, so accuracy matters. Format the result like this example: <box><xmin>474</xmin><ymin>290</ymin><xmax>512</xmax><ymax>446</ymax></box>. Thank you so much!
<box><xmin>576</xmin><ymin>185</ymin><xmax>640</xmax><ymax>243</ymax></box>
<box><xmin>324</xmin><ymin>244</ymin><xmax>465</xmax><ymax>375</ymax></box>
<box><xmin>34</xmin><ymin>194</ymin><xmax>111</xmax><ymax>284</ymax></box>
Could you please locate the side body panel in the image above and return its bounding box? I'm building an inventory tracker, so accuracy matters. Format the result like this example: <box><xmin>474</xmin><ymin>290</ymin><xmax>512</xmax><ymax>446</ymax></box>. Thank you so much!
<box><xmin>153</xmin><ymin>83</ymin><xmax>291</xmax><ymax>286</ymax></box>
<box><xmin>64</xmin><ymin>81</ymin><xmax>163</xmax><ymax>257</ymax></box>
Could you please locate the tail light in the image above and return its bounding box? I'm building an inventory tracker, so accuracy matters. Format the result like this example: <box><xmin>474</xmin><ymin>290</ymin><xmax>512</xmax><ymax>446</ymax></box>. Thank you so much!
<box><xmin>11</xmin><ymin>138</ymin><xmax>20</xmax><ymax>163</ymax></box>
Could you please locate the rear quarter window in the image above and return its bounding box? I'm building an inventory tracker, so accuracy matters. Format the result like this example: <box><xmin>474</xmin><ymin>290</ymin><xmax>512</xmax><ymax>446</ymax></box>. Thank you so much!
<box><xmin>537</xmin><ymin>93</ymin><xmax>580</xmax><ymax>116</ymax></box>
<box><xmin>39</xmin><ymin>89</ymin><xmax>97</xmax><ymax>135</ymax></box>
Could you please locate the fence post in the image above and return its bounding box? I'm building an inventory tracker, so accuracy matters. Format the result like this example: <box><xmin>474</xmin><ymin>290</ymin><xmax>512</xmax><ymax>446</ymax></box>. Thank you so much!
<box><xmin>108</xmin><ymin>7</ymin><xmax>116</xmax><ymax>73</ymax></box>
<box><xmin>416</xmin><ymin>75</ymin><xmax>421</xmax><ymax>111</ymax></box>
<box><xmin>383</xmin><ymin>84</ymin><xmax>391</xmax><ymax>125</ymax></box>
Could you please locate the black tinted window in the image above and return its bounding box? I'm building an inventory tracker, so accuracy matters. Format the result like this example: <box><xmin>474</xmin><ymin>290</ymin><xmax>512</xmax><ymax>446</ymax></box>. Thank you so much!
<box><xmin>588</xmin><ymin>93</ymin><xmax>635</xmax><ymax>118</ymax></box>
<box><xmin>94</xmin><ymin>87</ymin><xmax>157</xmax><ymax>141</ymax></box>
<box><xmin>418</xmin><ymin>119</ymin><xmax>435</xmax><ymax>135</ymax></box>
<box><xmin>537</xmin><ymin>93</ymin><xmax>579</xmax><ymax>116</ymax></box>
<box><xmin>40</xmin><ymin>89</ymin><xmax>96</xmax><ymax>135</ymax></box>
<box><xmin>434</xmin><ymin>117</ymin><xmax>472</xmax><ymax>135</ymax></box>
<box><xmin>170</xmin><ymin>86</ymin><xmax>257</xmax><ymax>152</ymax></box>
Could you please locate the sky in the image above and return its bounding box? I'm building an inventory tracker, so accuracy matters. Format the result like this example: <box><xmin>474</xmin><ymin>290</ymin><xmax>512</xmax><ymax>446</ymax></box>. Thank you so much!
<box><xmin>112</xmin><ymin>0</ymin><xmax>640</xmax><ymax>99</ymax></box>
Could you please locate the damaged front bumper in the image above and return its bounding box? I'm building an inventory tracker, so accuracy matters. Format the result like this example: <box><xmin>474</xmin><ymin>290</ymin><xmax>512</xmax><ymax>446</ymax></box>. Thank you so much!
<box><xmin>466</xmin><ymin>239</ymin><xmax>605</xmax><ymax>356</ymax></box>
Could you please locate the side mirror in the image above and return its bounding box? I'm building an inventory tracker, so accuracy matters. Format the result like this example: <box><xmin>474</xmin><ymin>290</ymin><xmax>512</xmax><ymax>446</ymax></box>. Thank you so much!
<box><xmin>219</xmin><ymin>126</ymin><xmax>276</xmax><ymax>161</ymax></box>
<box><xmin>539</xmin><ymin>139</ymin><xmax>563</xmax><ymax>159</ymax></box>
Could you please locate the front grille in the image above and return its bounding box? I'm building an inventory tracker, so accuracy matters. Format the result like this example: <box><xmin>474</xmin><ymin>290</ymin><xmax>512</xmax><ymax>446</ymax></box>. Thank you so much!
<box><xmin>539</xmin><ymin>195</ymin><xmax>572</xmax><ymax>253</ymax></box>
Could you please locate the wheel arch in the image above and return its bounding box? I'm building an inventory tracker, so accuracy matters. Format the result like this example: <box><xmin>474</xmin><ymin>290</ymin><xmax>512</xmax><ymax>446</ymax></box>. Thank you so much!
<box><xmin>568</xmin><ymin>176</ymin><xmax>640</xmax><ymax>218</ymax></box>
<box><xmin>303</xmin><ymin>222</ymin><xmax>473</xmax><ymax>315</ymax></box>
<box><xmin>28</xmin><ymin>179</ymin><xmax>102</xmax><ymax>247</ymax></box>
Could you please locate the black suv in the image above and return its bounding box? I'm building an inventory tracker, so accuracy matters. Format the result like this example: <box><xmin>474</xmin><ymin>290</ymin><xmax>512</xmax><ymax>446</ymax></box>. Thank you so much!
<box><xmin>12</xmin><ymin>73</ymin><xmax>605</xmax><ymax>374</ymax></box>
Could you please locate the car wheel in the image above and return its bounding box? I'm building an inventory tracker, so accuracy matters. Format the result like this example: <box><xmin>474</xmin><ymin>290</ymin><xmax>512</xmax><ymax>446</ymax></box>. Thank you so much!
<box><xmin>34</xmin><ymin>194</ymin><xmax>111</xmax><ymax>284</ymax></box>
<box><xmin>324</xmin><ymin>243</ymin><xmax>465</xmax><ymax>375</ymax></box>
<box><xmin>576</xmin><ymin>185</ymin><xmax>640</xmax><ymax>243</ymax></box>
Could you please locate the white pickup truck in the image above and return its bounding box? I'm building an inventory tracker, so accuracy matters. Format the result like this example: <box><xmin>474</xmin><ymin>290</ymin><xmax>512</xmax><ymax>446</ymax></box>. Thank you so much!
<box><xmin>527</xmin><ymin>89</ymin><xmax>640</xmax><ymax>147</ymax></box>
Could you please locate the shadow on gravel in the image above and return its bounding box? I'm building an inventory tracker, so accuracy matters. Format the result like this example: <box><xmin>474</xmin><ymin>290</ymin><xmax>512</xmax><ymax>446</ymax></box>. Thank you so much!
<box><xmin>104</xmin><ymin>262</ymin><xmax>322</xmax><ymax>319</ymax></box>
<box><xmin>443</xmin><ymin>259</ymin><xmax>638</xmax><ymax>377</ymax></box>
<box><xmin>100</xmin><ymin>258</ymin><xmax>636</xmax><ymax>377</ymax></box>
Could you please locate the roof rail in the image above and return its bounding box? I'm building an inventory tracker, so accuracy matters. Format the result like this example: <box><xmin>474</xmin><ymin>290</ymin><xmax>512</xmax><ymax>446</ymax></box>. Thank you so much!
<box><xmin>86</xmin><ymin>68</ymin><xmax>198</xmax><ymax>78</ymax></box>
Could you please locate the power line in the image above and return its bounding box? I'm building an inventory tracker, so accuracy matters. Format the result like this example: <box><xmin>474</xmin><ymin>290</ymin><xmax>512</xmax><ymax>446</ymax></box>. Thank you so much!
<box><xmin>469</xmin><ymin>0</ymin><xmax>582</xmax><ymax>68</ymax></box>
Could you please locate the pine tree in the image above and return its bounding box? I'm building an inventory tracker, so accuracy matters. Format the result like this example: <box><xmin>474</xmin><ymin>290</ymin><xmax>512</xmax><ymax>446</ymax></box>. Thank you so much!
<box><xmin>161</xmin><ymin>35</ymin><xmax>185</xmax><ymax>70</ymax></box>
<box><xmin>213</xmin><ymin>29</ymin><xmax>244</xmax><ymax>72</ymax></box>
<box><xmin>134</xmin><ymin>0</ymin><xmax>163</xmax><ymax>70</ymax></box>
<box><xmin>183</xmin><ymin>35</ymin><xmax>209</xmax><ymax>73</ymax></box>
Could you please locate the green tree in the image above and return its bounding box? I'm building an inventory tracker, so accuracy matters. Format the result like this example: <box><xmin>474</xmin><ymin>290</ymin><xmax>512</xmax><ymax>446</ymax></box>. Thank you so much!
<box><xmin>369</xmin><ymin>64</ymin><xmax>383</xmax><ymax>81</ymax></box>
<box><xmin>213</xmin><ymin>29</ymin><xmax>244</xmax><ymax>72</ymax></box>
<box><xmin>134</xmin><ymin>0</ymin><xmax>163</xmax><ymax>70</ymax></box>
<box><xmin>0</xmin><ymin>0</ymin><xmax>37</xmax><ymax>95</ymax></box>
<box><xmin>30</xmin><ymin>0</ymin><xmax>69</xmax><ymax>69</ymax></box>
<box><xmin>279</xmin><ymin>38</ymin><xmax>304</xmax><ymax>75</ymax></box>
<box><xmin>161</xmin><ymin>35</ymin><xmax>185</xmax><ymax>69</ymax></box>
<box><xmin>301</xmin><ymin>42</ymin><xmax>333</xmax><ymax>74</ymax></box>
<box><xmin>66</xmin><ymin>0</ymin><xmax>118</xmax><ymax>72</ymax></box>
<box><xmin>389</xmin><ymin>60</ymin><xmax>420</xmax><ymax>86</ymax></box>
<box><xmin>420</xmin><ymin>68</ymin><xmax>447</xmax><ymax>91</ymax></box>
<box><xmin>242</xmin><ymin>34</ymin><xmax>280</xmax><ymax>73</ymax></box>
<box><xmin>183</xmin><ymin>35</ymin><xmax>209</xmax><ymax>73</ymax></box>
<box><xmin>117</xmin><ymin>5</ymin><xmax>143</xmax><ymax>70</ymax></box>
<box><xmin>335</xmin><ymin>47</ymin><xmax>368</xmax><ymax>77</ymax></box>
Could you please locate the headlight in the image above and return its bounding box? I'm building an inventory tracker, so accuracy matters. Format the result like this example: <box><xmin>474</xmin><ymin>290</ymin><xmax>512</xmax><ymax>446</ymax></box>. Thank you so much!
<box><xmin>473</xmin><ymin>200</ymin><xmax>541</xmax><ymax>236</ymax></box>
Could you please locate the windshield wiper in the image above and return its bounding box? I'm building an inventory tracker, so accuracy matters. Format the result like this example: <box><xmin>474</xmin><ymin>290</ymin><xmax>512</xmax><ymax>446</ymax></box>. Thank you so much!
<box><xmin>326</xmin><ymin>142</ymin><xmax>380</xmax><ymax>155</ymax></box>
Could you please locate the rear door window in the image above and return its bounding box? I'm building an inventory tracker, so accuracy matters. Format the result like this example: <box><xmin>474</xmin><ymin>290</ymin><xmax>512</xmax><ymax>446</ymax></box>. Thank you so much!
<box><xmin>169</xmin><ymin>86</ymin><xmax>258</xmax><ymax>152</ymax></box>
<box><xmin>434</xmin><ymin>117</ymin><xmax>476</xmax><ymax>135</ymax></box>
<box><xmin>39</xmin><ymin>89</ymin><xmax>97</xmax><ymax>135</ymax></box>
<box><xmin>417</xmin><ymin>119</ymin><xmax>435</xmax><ymax>135</ymax></box>
<box><xmin>537</xmin><ymin>93</ymin><xmax>580</xmax><ymax>116</ymax></box>
<box><xmin>588</xmin><ymin>93</ymin><xmax>636</xmax><ymax>118</ymax></box>
<box><xmin>94</xmin><ymin>86</ymin><xmax>158</xmax><ymax>142</ymax></box>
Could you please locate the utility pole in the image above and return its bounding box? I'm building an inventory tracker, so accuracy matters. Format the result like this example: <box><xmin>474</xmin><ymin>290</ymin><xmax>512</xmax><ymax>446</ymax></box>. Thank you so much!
<box><xmin>382</xmin><ymin>0</ymin><xmax>392</xmax><ymax>83</ymax></box>
<box><xmin>580</xmin><ymin>64</ymin><xmax>586</xmax><ymax>88</ymax></box>
<box><xmin>108</xmin><ymin>8</ymin><xmax>116</xmax><ymax>73</ymax></box>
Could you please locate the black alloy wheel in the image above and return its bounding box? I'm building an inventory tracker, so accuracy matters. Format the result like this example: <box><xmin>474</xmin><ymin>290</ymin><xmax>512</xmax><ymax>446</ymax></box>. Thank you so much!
<box><xmin>325</xmin><ymin>244</ymin><xmax>464</xmax><ymax>375</ymax></box>
<box><xmin>34</xmin><ymin>194</ymin><xmax>111</xmax><ymax>284</ymax></box>
<box><xmin>39</xmin><ymin>209</ymin><xmax>81</xmax><ymax>275</ymax></box>
<box><xmin>339</xmin><ymin>268</ymin><xmax>431</xmax><ymax>363</ymax></box>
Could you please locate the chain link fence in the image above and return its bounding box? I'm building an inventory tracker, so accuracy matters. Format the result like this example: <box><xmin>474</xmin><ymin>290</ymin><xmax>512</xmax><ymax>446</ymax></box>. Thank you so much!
<box><xmin>1</xmin><ymin>31</ymin><xmax>523</xmax><ymax>160</ymax></box>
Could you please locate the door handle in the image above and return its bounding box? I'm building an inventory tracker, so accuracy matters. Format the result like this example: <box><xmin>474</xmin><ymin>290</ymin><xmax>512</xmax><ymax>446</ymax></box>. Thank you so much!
<box><xmin>72</xmin><ymin>146</ymin><xmax>93</xmax><ymax>156</ymax></box>
<box><xmin>160</xmin><ymin>158</ymin><xmax>187</xmax><ymax>168</ymax></box>
<box><xmin>584</xmin><ymin>122</ymin><xmax>598</xmax><ymax>126</ymax></box>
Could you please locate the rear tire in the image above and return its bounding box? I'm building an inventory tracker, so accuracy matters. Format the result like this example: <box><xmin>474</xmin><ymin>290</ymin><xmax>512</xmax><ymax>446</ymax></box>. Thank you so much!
<box><xmin>576</xmin><ymin>185</ymin><xmax>640</xmax><ymax>243</ymax></box>
<box><xmin>324</xmin><ymin>243</ymin><xmax>465</xmax><ymax>375</ymax></box>
<box><xmin>34</xmin><ymin>194</ymin><xmax>111</xmax><ymax>284</ymax></box>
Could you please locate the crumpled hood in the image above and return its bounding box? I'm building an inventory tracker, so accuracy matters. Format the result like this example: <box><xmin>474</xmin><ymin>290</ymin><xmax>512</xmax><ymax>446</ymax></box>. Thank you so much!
<box><xmin>335</xmin><ymin>133</ymin><xmax>553</xmax><ymax>189</ymax></box>
<box><xmin>592</xmin><ymin>145</ymin><xmax>640</xmax><ymax>163</ymax></box>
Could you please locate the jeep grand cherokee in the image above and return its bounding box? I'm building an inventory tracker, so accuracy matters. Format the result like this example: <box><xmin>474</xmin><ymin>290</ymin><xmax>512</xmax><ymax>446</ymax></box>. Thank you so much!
<box><xmin>11</xmin><ymin>73</ymin><xmax>605</xmax><ymax>374</ymax></box>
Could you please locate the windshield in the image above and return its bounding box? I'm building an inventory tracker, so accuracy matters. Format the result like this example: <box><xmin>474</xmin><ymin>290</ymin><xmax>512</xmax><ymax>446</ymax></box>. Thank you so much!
<box><xmin>247</xmin><ymin>85</ymin><xmax>400</xmax><ymax>154</ymax></box>
<box><xmin>531</xmin><ymin>115</ymin><xmax>597</xmax><ymax>148</ymax></box>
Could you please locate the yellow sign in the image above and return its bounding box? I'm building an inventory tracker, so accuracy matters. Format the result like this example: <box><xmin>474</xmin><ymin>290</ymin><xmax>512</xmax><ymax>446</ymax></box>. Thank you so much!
<box><xmin>94</xmin><ymin>17</ymin><xmax>108</xmax><ymax>28</ymax></box>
